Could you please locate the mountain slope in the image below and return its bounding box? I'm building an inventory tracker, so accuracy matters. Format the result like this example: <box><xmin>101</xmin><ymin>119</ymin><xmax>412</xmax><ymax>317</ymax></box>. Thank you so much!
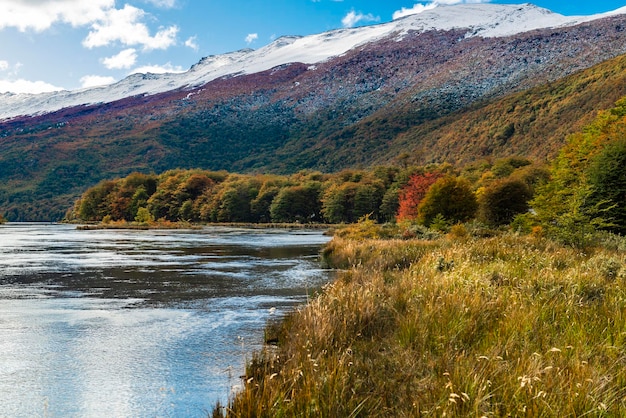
<box><xmin>385</xmin><ymin>53</ymin><xmax>626</xmax><ymax>165</ymax></box>
<box><xmin>0</xmin><ymin>3</ymin><xmax>622</xmax><ymax>121</ymax></box>
<box><xmin>2</xmin><ymin>5</ymin><xmax>626</xmax><ymax>220</ymax></box>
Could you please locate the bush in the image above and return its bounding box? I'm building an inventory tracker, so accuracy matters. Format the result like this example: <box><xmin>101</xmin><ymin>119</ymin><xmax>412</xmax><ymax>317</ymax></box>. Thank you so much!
<box><xmin>134</xmin><ymin>207</ymin><xmax>154</xmax><ymax>223</ymax></box>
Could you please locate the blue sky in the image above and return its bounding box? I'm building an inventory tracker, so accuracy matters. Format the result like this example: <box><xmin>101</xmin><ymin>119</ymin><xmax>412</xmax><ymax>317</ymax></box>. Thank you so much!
<box><xmin>0</xmin><ymin>0</ymin><xmax>624</xmax><ymax>94</ymax></box>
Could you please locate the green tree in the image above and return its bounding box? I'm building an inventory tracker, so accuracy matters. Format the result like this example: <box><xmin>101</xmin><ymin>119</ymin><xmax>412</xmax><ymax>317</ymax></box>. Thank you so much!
<box><xmin>321</xmin><ymin>181</ymin><xmax>385</xmax><ymax>224</ymax></box>
<box><xmin>531</xmin><ymin>98</ymin><xmax>626</xmax><ymax>245</ymax></box>
<box><xmin>214</xmin><ymin>180</ymin><xmax>260</xmax><ymax>222</ymax></box>
<box><xmin>586</xmin><ymin>138</ymin><xmax>626</xmax><ymax>234</ymax></box>
<box><xmin>379</xmin><ymin>186</ymin><xmax>400</xmax><ymax>223</ymax></box>
<box><xmin>147</xmin><ymin>171</ymin><xmax>186</xmax><ymax>221</ymax></box>
<box><xmin>490</xmin><ymin>157</ymin><xmax>532</xmax><ymax>178</ymax></box>
<box><xmin>478</xmin><ymin>178</ymin><xmax>532</xmax><ymax>226</ymax></box>
<box><xmin>418</xmin><ymin>176</ymin><xmax>478</xmax><ymax>226</ymax></box>
<box><xmin>129</xmin><ymin>186</ymin><xmax>150</xmax><ymax>220</ymax></box>
<box><xmin>179</xmin><ymin>200</ymin><xmax>194</xmax><ymax>221</ymax></box>
<box><xmin>353</xmin><ymin>182</ymin><xmax>385</xmax><ymax>222</ymax></box>
<box><xmin>270</xmin><ymin>182</ymin><xmax>322</xmax><ymax>223</ymax></box>
<box><xmin>322</xmin><ymin>183</ymin><xmax>358</xmax><ymax>224</ymax></box>
<box><xmin>251</xmin><ymin>181</ymin><xmax>284</xmax><ymax>223</ymax></box>
<box><xmin>77</xmin><ymin>180</ymin><xmax>117</xmax><ymax>221</ymax></box>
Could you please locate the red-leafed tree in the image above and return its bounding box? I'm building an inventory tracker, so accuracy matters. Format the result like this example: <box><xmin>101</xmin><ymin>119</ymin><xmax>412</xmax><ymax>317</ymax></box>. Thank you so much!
<box><xmin>396</xmin><ymin>171</ymin><xmax>443</xmax><ymax>222</ymax></box>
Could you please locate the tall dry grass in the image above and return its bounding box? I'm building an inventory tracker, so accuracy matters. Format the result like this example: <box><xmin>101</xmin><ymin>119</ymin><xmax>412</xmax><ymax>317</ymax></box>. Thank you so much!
<box><xmin>218</xmin><ymin>231</ymin><xmax>626</xmax><ymax>417</ymax></box>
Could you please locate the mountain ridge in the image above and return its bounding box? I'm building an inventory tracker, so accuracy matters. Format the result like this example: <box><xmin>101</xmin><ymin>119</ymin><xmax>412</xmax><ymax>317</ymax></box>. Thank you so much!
<box><xmin>1</xmin><ymin>3</ymin><xmax>625</xmax><ymax>120</ymax></box>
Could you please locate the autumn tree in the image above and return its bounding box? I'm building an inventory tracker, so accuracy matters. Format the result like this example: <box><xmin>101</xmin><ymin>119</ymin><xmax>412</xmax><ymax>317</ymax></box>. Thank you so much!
<box><xmin>396</xmin><ymin>171</ymin><xmax>443</xmax><ymax>222</ymax></box>
<box><xmin>113</xmin><ymin>173</ymin><xmax>157</xmax><ymax>221</ymax></box>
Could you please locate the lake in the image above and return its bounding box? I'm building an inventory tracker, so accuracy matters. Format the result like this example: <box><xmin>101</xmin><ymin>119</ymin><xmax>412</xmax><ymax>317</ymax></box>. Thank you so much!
<box><xmin>0</xmin><ymin>223</ymin><xmax>333</xmax><ymax>417</ymax></box>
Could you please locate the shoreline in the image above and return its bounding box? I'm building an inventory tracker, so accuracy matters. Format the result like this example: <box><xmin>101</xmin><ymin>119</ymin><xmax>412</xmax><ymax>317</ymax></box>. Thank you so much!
<box><xmin>75</xmin><ymin>221</ymin><xmax>337</xmax><ymax>232</ymax></box>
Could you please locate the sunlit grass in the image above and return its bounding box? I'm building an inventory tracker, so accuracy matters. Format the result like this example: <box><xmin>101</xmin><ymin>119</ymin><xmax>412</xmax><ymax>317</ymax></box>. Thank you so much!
<box><xmin>218</xmin><ymin>230</ymin><xmax>626</xmax><ymax>417</ymax></box>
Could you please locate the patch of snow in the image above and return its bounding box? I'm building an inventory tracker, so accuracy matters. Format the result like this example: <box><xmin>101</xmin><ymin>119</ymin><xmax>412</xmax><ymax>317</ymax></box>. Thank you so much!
<box><xmin>0</xmin><ymin>3</ymin><xmax>624</xmax><ymax>120</ymax></box>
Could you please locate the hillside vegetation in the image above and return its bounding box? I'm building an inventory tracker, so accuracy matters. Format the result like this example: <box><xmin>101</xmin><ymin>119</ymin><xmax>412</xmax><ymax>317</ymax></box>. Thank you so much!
<box><xmin>71</xmin><ymin>96</ymin><xmax>626</xmax><ymax>245</ymax></box>
<box><xmin>382</xmin><ymin>52</ymin><xmax>626</xmax><ymax>166</ymax></box>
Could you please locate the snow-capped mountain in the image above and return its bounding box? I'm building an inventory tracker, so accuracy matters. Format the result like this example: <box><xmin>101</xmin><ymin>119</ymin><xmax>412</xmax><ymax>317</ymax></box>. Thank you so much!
<box><xmin>1</xmin><ymin>3</ymin><xmax>624</xmax><ymax>121</ymax></box>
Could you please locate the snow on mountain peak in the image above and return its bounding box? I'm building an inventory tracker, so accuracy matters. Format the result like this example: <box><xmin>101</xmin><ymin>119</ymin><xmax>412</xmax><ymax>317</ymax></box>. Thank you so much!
<box><xmin>0</xmin><ymin>3</ymin><xmax>623</xmax><ymax>121</ymax></box>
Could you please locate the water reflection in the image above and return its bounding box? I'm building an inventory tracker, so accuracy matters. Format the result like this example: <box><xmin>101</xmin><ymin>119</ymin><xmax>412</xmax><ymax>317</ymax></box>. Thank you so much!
<box><xmin>0</xmin><ymin>223</ymin><xmax>333</xmax><ymax>417</ymax></box>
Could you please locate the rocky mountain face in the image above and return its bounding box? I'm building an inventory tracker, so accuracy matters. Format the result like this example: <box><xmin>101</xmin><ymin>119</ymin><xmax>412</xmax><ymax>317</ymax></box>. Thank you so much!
<box><xmin>2</xmin><ymin>4</ymin><xmax>626</xmax><ymax>220</ymax></box>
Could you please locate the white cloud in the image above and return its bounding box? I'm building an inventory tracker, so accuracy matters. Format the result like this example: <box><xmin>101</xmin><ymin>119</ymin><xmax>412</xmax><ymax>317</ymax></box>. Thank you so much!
<box><xmin>393</xmin><ymin>0</ymin><xmax>491</xmax><ymax>20</ymax></box>
<box><xmin>142</xmin><ymin>0</ymin><xmax>177</xmax><ymax>7</ymax></box>
<box><xmin>0</xmin><ymin>61</ymin><xmax>8</xmax><ymax>71</ymax></box>
<box><xmin>393</xmin><ymin>3</ymin><xmax>437</xmax><ymax>19</ymax></box>
<box><xmin>0</xmin><ymin>0</ymin><xmax>113</xmax><ymax>32</ymax></box>
<box><xmin>185</xmin><ymin>36</ymin><xmax>199</xmax><ymax>51</ymax></box>
<box><xmin>245</xmin><ymin>33</ymin><xmax>258</xmax><ymax>45</ymax></box>
<box><xmin>0</xmin><ymin>1</ymin><xmax>179</xmax><ymax>51</ymax></box>
<box><xmin>83</xmin><ymin>4</ymin><xmax>178</xmax><ymax>50</ymax></box>
<box><xmin>102</xmin><ymin>48</ymin><xmax>138</xmax><ymax>70</ymax></box>
<box><xmin>0</xmin><ymin>78</ymin><xmax>63</xmax><ymax>94</ymax></box>
<box><xmin>80</xmin><ymin>75</ymin><xmax>116</xmax><ymax>88</ymax></box>
<box><xmin>130</xmin><ymin>62</ymin><xmax>185</xmax><ymax>74</ymax></box>
<box><xmin>341</xmin><ymin>11</ymin><xmax>380</xmax><ymax>28</ymax></box>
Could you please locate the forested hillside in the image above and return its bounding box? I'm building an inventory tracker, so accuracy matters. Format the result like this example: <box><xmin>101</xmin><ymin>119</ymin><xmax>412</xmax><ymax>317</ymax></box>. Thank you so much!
<box><xmin>376</xmin><ymin>52</ymin><xmax>626</xmax><ymax>166</ymax></box>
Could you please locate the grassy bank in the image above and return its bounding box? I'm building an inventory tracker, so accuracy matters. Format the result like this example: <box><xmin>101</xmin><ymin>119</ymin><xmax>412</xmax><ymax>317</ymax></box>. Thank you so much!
<box><xmin>217</xmin><ymin>226</ymin><xmax>626</xmax><ymax>417</ymax></box>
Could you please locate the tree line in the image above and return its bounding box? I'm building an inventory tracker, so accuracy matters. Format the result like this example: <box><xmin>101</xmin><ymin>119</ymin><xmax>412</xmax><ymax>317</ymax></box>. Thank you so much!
<box><xmin>67</xmin><ymin>98</ymin><xmax>626</xmax><ymax>245</ymax></box>
<box><xmin>67</xmin><ymin>157</ymin><xmax>548</xmax><ymax>228</ymax></box>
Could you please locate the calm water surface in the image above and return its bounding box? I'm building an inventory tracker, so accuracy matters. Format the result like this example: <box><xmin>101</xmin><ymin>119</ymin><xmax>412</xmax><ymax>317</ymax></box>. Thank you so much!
<box><xmin>0</xmin><ymin>223</ymin><xmax>333</xmax><ymax>417</ymax></box>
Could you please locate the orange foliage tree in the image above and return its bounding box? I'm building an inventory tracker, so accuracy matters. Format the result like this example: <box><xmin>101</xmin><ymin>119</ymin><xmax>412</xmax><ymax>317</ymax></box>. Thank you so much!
<box><xmin>396</xmin><ymin>171</ymin><xmax>443</xmax><ymax>222</ymax></box>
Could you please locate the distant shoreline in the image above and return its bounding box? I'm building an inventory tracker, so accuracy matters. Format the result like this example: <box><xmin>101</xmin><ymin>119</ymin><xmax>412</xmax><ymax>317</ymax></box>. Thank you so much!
<box><xmin>75</xmin><ymin>221</ymin><xmax>336</xmax><ymax>232</ymax></box>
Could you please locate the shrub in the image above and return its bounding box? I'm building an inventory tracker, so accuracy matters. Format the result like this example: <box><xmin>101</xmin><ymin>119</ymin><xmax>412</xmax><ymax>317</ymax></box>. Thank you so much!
<box><xmin>134</xmin><ymin>207</ymin><xmax>154</xmax><ymax>223</ymax></box>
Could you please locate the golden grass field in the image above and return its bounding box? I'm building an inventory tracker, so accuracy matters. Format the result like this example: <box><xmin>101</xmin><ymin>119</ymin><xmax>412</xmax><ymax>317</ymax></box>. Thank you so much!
<box><xmin>216</xmin><ymin>222</ymin><xmax>626</xmax><ymax>417</ymax></box>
